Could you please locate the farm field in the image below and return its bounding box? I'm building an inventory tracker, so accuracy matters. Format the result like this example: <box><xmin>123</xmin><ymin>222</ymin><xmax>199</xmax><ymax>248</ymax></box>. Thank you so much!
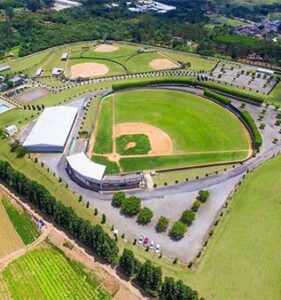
<box><xmin>0</xmin><ymin>197</ymin><xmax>24</xmax><ymax>259</ymax></box>
<box><xmin>2</xmin><ymin>197</ymin><xmax>40</xmax><ymax>245</ymax></box>
<box><xmin>93</xmin><ymin>89</ymin><xmax>250</xmax><ymax>172</ymax></box>
<box><xmin>0</xmin><ymin>243</ymin><xmax>111</xmax><ymax>300</ymax></box>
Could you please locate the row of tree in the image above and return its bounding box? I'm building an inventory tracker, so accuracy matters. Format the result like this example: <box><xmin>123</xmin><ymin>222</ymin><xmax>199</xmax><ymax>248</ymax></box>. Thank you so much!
<box><xmin>119</xmin><ymin>249</ymin><xmax>199</xmax><ymax>299</ymax></box>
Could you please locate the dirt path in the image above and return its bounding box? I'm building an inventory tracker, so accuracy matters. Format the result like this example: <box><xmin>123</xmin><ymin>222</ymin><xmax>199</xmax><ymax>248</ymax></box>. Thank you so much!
<box><xmin>0</xmin><ymin>185</ymin><xmax>145</xmax><ymax>300</ymax></box>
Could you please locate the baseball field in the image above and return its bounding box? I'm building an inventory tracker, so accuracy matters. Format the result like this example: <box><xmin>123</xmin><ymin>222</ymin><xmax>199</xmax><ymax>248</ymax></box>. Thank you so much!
<box><xmin>92</xmin><ymin>89</ymin><xmax>251</xmax><ymax>173</ymax></box>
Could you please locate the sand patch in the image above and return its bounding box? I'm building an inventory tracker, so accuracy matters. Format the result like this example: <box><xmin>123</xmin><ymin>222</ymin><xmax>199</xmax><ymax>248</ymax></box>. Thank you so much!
<box><xmin>149</xmin><ymin>58</ymin><xmax>179</xmax><ymax>70</ymax></box>
<box><xmin>71</xmin><ymin>63</ymin><xmax>109</xmax><ymax>78</ymax></box>
<box><xmin>94</xmin><ymin>44</ymin><xmax>119</xmax><ymax>53</ymax></box>
<box><xmin>114</xmin><ymin>123</ymin><xmax>173</xmax><ymax>156</ymax></box>
<box><xmin>125</xmin><ymin>142</ymin><xmax>137</xmax><ymax>150</ymax></box>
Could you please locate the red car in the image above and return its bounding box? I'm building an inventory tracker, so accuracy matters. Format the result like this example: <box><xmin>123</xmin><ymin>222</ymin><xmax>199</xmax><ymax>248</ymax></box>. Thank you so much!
<box><xmin>143</xmin><ymin>237</ymin><xmax>149</xmax><ymax>246</ymax></box>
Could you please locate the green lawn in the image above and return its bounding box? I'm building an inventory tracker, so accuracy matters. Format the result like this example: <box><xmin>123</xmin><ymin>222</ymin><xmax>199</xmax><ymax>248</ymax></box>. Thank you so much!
<box><xmin>93</xmin><ymin>98</ymin><xmax>113</xmax><ymax>154</ymax></box>
<box><xmin>1</xmin><ymin>244</ymin><xmax>111</xmax><ymax>300</ymax></box>
<box><xmin>116</xmin><ymin>134</ymin><xmax>151</xmax><ymax>155</ymax></box>
<box><xmin>120</xmin><ymin>151</ymin><xmax>247</xmax><ymax>172</ymax></box>
<box><xmin>114</xmin><ymin>90</ymin><xmax>249</xmax><ymax>153</ymax></box>
<box><xmin>2</xmin><ymin>197</ymin><xmax>40</xmax><ymax>245</ymax></box>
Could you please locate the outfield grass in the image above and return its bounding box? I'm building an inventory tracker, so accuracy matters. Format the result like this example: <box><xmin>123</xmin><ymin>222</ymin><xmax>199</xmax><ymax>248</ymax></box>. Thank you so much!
<box><xmin>114</xmin><ymin>90</ymin><xmax>249</xmax><ymax>154</ymax></box>
<box><xmin>2</xmin><ymin>197</ymin><xmax>40</xmax><ymax>245</ymax></box>
<box><xmin>1</xmin><ymin>244</ymin><xmax>111</xmax><ymax>300</ymax></box>
<box><xmin>120</xmin><ymin>151</ymin><xmax>247</xmax><ymax>172</ymax></box>
<box><xmin>116</xmin><ymin>134</ymin><xmax>151</xmax><ymax>155</ymax></box>
<box><xmin>0</xmin><ymin>198</ymin><xmax>24</xmax><ymax>258</ymax></box>
<box><xmin>93</xmin><ymin>98</ymin><xmax>113</xmax><ymax>154</ymax></box>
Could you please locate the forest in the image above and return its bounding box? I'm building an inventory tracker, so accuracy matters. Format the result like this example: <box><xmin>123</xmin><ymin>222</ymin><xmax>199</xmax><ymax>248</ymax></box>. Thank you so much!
<box><xmin>0</xmin><ymin>1</ymin><xmax>280</xmax><ymax>66</ymax></box>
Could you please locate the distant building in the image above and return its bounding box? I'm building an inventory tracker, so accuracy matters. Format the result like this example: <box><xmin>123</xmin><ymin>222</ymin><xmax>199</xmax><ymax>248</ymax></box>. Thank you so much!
<box><xmin>5</xmin><ymin>125</ymin><xmax>18</xmax><ymax>137</ymax></box>
<box><xmin>52</xmin><ymin>67</ymin><xmax>64</xmax><ymax>76</ymax></box>
<box><xmin>54</xmin><ymin>0</ymin><xmax>82</xmax><ymax>11</ymax></box>
<box><xmin>35</xmin><ymin>68</ymin><xmax>43</xmax><ymax>77</ymax></box>
<box><xmin>9</xmin><ymin>75</ymin><xmax>25</xmax><ymax>87</ymax></box>
<box><xmin>257</xmin><ymin>68</ymin><xmax>274</xmax><ymax>75</ymax></box>
<box><xmin>0</xmin><ymin>65</ymin><xmax>11</xmax><ymax>72</ymax></box>
<box><xmin>61</xmin><ymin>53</ymin><xmax>68</xmax><ymax>61</ymax></box>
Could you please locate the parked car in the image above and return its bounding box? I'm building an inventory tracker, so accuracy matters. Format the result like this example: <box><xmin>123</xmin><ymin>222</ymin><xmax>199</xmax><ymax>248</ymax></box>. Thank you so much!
<box><xmin>150</xmin><ymin>240</ymin><xmax>154</xmax><ymax>251</ymax></box>
<box><xmin>143</xmin><ymin>237</ymin><xmax>149</xmax><ymax>246</ymax></box>
<box><xmin>138</xmin><ymin>234</ymin><xmax>144</xmax><ymax>245</ymax></box>
<box><xmin>155</xmin><ymin>244</ymin><xmax>160</xmax><ymax>253</ymax></box>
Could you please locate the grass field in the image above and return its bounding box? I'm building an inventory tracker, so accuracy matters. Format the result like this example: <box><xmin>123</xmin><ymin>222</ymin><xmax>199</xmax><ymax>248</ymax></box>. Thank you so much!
<box><xmin>93</xmin><ymin>89</ymin><xmax>250</xmax><ymax>171</ymax></box>
<box><xmin>1</xmin><ymin>243</ymin><xmax>111</xmax><ymax>300</ymax></box>
<box><xmin>93</xmin><ymin>98</ymin><xmax>113</xmax><ymax>154</ymax></box>
<box><xmin>0</xmin><ymin>197</ymin><xmax>24</xmax><ymax>259</ymax></box>
<box><xmin>2</xmin><ymin>197</ymin><xmax>40</xmax><ymax>245</ymax></box>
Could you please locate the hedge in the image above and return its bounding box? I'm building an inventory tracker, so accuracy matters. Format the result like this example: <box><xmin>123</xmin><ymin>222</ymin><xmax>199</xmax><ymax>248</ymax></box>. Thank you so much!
<box><xmin>240</xmin><ymin>111</ymin><xmax>263</xmax><ymax>148</ymax></box>
<box><xmin>112</xmin><ymin>78</ymin><xmax>264</xmax><ymax>104</ymax></box>
<box><xmin>204</xmin><ymin>89</ymin><xmax>231</xmax><ymax>105</ymax></box>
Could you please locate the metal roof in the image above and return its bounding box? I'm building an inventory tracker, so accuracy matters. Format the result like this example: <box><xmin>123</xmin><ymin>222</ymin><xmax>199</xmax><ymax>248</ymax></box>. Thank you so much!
<box><xmin>66</xmin><ymin>152</ymin><xmax>106</xmax><ymax>181</ymax></box>
<box><xmin>23</xmin><ymin>106</ymin><xmax>78</xmax><ymax>149</ymax></box>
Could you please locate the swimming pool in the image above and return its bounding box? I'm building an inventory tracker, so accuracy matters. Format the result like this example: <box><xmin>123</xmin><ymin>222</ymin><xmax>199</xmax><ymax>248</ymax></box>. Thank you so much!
<box><xmin>0</xmin><ymin>104</ymin><xmax>10</xmax><ymax>114</ymax></box>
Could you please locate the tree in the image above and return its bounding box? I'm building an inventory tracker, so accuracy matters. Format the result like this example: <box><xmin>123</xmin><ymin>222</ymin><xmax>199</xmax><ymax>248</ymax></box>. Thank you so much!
<box><xmin>197</xmin><ymin>190</ymin><xmax>210</xmax><ymax>203</ymax></box>
<box><xmin>135</xmin><ymin>260</ymin><xmax>162</xmax><ymax>297</ymax></box>
<box><xmin>155</xmin><ymin>216</ymin><xmax>169</xmax><ymax>232</ymax></box>
<box><xmin>160</xmin><ymin>277</ymin><xmax>199</xmax><ymax>300</ymax></box>
<box><xmin>191</xmin><ymin>201</ymin><xmax>201</xmax><ymax>212</ymax></box>
<box><xmin>180</xmin><ymin>209</ymin><xmax>195</xmax><ymax>226</ymax></box>
<box><xmin>137</xmin><ymin>207</ymin><xmax>153</xmax><ymax>225</ymax></box>
<box><xmin>121</xmin><ymin>196</ymin><xmax>141</xmax><ymax>216</ymax></box>
<box><xmin>112</xmin><ymin>191</ymin><xmax>126</xmax><ymax>208</ymax></box>
<box><xmin>119</xmin><ymin>249</ymin><xmax>135</xmax><ymax>278</ymax></box>
<box><xmin>169</xmin><ymin>221</ymin><xmax>187</xmax><ymax>240</ymax></box>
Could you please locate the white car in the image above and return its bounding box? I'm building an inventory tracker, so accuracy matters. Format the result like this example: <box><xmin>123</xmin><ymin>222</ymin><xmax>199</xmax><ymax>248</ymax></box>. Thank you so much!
<box><xmin>155</xmin><ymin>244</ymin><xmax>160</xmax><ymax>253</ymax></box>
<box><xmin>150</xmin><ymin>240</ymin><xmax>154</xmax><ymax>251</ymax></box>
<box><xmin>138</xmin><ymin>234</ymin><xmax>144</xmax><ymax>244</ymax></box>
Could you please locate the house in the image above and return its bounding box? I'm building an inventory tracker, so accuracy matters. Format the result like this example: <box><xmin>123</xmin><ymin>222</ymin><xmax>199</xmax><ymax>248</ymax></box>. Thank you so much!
<box><xmin>5</xmin><ymin>125</ymin><xmax>18</xmax><ymax>137</ymax></box>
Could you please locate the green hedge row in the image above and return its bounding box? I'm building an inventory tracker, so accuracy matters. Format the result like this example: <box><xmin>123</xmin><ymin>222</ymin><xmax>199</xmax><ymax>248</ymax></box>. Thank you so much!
<box><xmin>203</xmin><ymin>89</ymin><xmax>231</xmax><ymax>105</ymax></box>
<box><xmin>240</xmin><ymin>111</ymin><xmax>263</xmax><ymax>148</ymax></box>
<box><xmin>112</xmin><ymin>78</ymin><xmax>264</xmax><ymax>104</ymax></box>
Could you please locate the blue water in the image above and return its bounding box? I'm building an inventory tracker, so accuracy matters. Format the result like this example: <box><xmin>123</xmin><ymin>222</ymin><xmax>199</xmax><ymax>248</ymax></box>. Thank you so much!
<box><xmin>0</xmin><ymin>104</ymin><xmax>9</xmax><ymax>114</ymax></box>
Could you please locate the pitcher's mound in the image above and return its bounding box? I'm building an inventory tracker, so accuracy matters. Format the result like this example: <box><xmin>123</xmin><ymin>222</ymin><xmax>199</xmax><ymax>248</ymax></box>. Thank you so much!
<box><xmin>150</xmin><ymin>58</ymin><xmax>179</xmax><ymax>70</ymax></box>
<box><xmin>94</xmin><ymin>44</ymin><xmax>119</xmax><ymax>53</ymax></box>
<box><xmin>71</xmin><ymin>63</ymin><xmax>109</xmax><ymax>78</ymax></box>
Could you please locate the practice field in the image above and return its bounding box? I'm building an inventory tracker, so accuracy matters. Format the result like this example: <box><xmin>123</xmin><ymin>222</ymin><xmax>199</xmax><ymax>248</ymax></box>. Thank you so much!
<box><xmin>93</xmin><ymin>89</ymin><xmax>251</xmax><ymax>172</ymax></box>
<box><xmin>0</xmin><ymin>243</ymin><xmax>111</xmax><ymax>300</ymax></box>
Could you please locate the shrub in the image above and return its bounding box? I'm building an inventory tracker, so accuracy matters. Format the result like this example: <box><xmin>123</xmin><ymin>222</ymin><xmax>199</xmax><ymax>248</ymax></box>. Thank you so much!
<box><xmin>119</xmin><ymin>249</ymin><xmax>136</xmax><ymax>278</ymax></box>
<box><xmin>112</xmin><ymin>191</ymin><xmax>126</xmax><ymax>208</ymax></box>
<box><xmin>121</xmin><ymin>196</ymin><xmax>141</xmax><ymax>216</ymax></box>
<box><xmin>155</xmin><ymin>216</ymin><xmax>169</xmax><ymax>232</ymax></box>
<box><xmin>191</xmin><ymin>200</ymin><xmax>201</xmax><ymax>212</ymax></box>
<box><xmin>137</xmin><ymin>207</ymin><xmax>153</xmax><ymax>225</ymax></box>
<box><xmin>169</xmin><ymin>221</ymin><xmax>187</xmax><ymax>240</ymax></box>
<box><xmin>204</xmin><ymin>89</ymin><xmax>231</xmax><ymax>105</ymax></box>
<box><xmin>240</xmin><ymin>111</ymin><xmax>262</xmax><ymax>148</ymax></box>
<box><xmin>197</xmin><ymin>190</ymin><xmax>210</xmax><ymax>203</ymax></box>
<box><xmin>180</xmin><ymin>209</ymin><xmax>195</xmax><ymax>226</ymax></box>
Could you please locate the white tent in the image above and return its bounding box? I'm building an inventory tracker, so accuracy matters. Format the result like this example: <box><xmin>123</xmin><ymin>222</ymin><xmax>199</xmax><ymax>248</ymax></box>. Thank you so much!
<box><xmin>23</xmin><ymin>106</ymin><xmax>78</xmax><ymax>152</ymax></box>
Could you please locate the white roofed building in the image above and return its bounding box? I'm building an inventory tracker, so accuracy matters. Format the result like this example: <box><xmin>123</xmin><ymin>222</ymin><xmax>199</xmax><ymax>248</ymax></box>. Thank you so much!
<box><xmin>23</xmin><ymin>106</ymin><xmax>78</xmax><ymax>152</ymax></box>
<box><xmin>5</xmin><ymin>125</ymin><xmax>18</xmax><ymax>137</ymax></box>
